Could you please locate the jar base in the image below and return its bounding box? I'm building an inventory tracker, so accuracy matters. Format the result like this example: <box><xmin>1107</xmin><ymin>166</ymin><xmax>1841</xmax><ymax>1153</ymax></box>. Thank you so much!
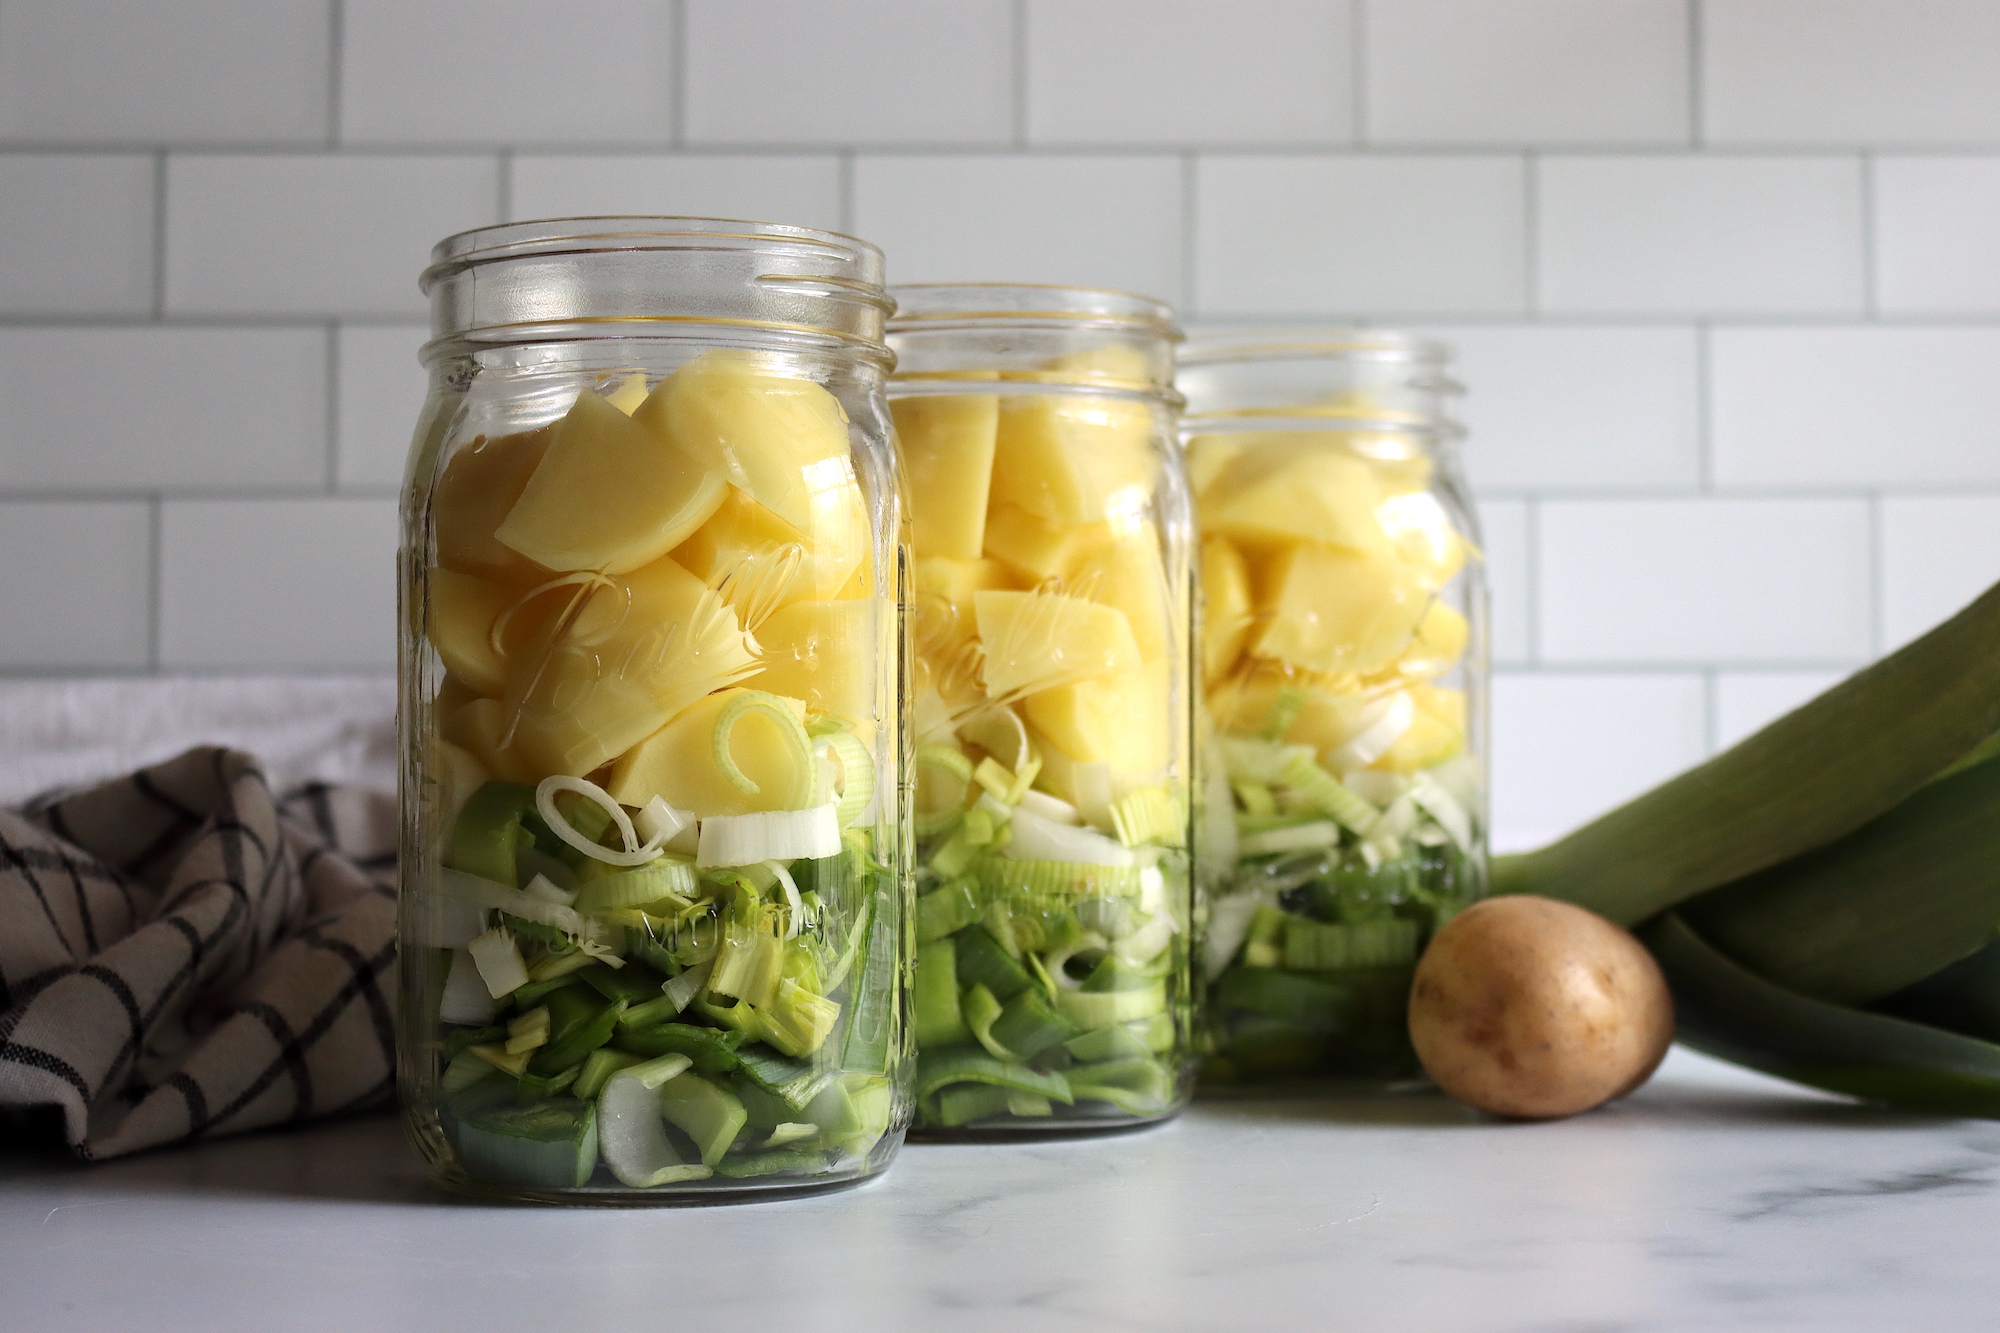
<box><xmin>908</xmin><ymin>1107</ymin><xmax>1182</xmax><ymax>1143</ymax></box>
<box><xmin>428</xmin><ymin>1159</ymin><xmax>890</xmax><ymax>1208</ymax></box>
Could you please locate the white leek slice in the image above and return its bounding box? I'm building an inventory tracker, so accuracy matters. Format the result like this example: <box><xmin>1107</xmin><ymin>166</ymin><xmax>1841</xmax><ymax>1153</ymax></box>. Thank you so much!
<box><xmin>764</xmin><ymin>1123</ymin><xmax>820</xmax><ymax>1149</ymax></box>
<box><xmin>1329</xmin><ymin>691</ymin><xmax>1416</xmax><ymax>771</ymax></box>
<box><xmin>1002</xmin><ymin>805</ymin><xmax>1136</xmax><ymax>867</ymax></box>
<box><xmin>1344</xmin><ymin>769</ymin><xmax>1411</xmax><ymax>810</ymax></box>
<box><xmin>535</xmin><ymin>775</ymin><xmax>669</xmax><ymax>868</ymax></box>
<box><xmin>1217</xmin><ymin>736</ymin><xmax>1314</xmax><ymax>785</ymax></box>
<box><xmin>1198</xmin><ymin>759</ymin><xmax>1238</xmax><ymax>880</ymax></box>
<box><xmin>1204</xmin><ymin>888</ymin><xmax>1275</xmax><ymax>982</ymax></box>
<box><xmin>1014</xmin><ymin>787</ymin><xmax>1078</xmax><ymax>825</ymax></box>
<box><xmin>523</xmin><ymin>872</ymin><xmax>577</xmax><ymax>908</ymax></box>
<box><xmin>636</xmin><ymin>796</ymin><xmax>696</xmax><ymax>852</ymax></box>
<box><xmin>467</xmin><ymin>927</ymin><xmax>530</xmax><ymax>999</ymax></box>
<box><xmin>1410</xmin><ymin>773</ymin><xmax>1474</xmax><ymax>853</ymax></box>
<box><xmin>598</xmin><ymin>1056</ymin><xmax>712</xmax><ymax>1188</ymax></box>
<box><xmin>1072</xmin><ymin>761</ymin><xmax>1116</xmax><ymax>831</ymax></box>
<box><xmin>696</xmin><ymin>803</ymin><xmax>842</xmax><ymax>867</ymax></box>
<box><xmin>1236</xmin><ymin>821</ymin><xmax>1341</xmax><ymax>858</ymax></box>
<box><xmin>818</xmin><ymin>731</ymin><xmax>877</xmax><ymax>828</ymax></box>
<box><xmin>439</xmin><ymin>948</ymin><xmax>499</xmax><ymax>1024</ymax></box>
<box><xmin>663</xmin><ymin>960</ymin><xmax>712</xmax><ymax>1013</ymax></box>
<box><xmin>1113</xmin><ymin>911</ymin><xmax>1174</xmax><ymax>966</ymax></box>
<box><xmin>765</xmin><ymin>859</ymin><xmax>805</xmax><ymax>941</ymax></box>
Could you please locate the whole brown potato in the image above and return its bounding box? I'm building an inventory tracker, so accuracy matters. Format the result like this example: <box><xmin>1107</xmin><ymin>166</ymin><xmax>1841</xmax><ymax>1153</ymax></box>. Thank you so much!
<box><xmin>1408</xmin><ymin>895</ymin><xmax>1673</xmax><ymax>1120</ymax></box>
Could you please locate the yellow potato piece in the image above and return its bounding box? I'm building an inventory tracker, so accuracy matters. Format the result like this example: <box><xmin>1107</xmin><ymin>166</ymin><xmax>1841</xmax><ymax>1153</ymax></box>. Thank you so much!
<box><xmin>973</xmin><ymin>589</ymin><xmax>1142</xmax><ymax>701</ymax></box>
<box><xmin>1203</xmin><ymin>441</ymin><xmax>1388</xmax><ymax>555</ymax></box>
<box><xmin>607</xmin><ymin>689</ymin><xmax>811</xmax><ymax>818</ymax></box>
<box><xmin>892</xmin><ymin>393</ymin><xmax>998</xmax><ymax>559</ymax></box>
<box><xmin>636</xmin><ymin>350</ymin><xmax>853</xmax><ymax>534</ymax></box>
<box><xmin>1395</xmin><ymin>600</ymin><xmax>1470</xmax><ymax>679</ymax></box>
<box><xmin>440</xmin><ymin>697</ymin><xmax>538</xmax><ymax>784</ymax></box>
<box><xmin>1023</xmin><ymin>663</ymin><xmax>1171</xmax><ymax>772</ymax></box>
<box><xmin>1199</xmin><ymin>537</ymin><xmax>1254</xmax><ymax>681</ymax></box>
<box><xmin>1065</xmin><ymin>527</ymin><xmax>1172</xmax><ymax>663</ymax></box>
<box><xmin>1008</xmin><ymin>343</ymin><xmax>1155</xmax><ymax>388</ymax></box>
<box><xmin>989</xmin><ymin>394</ymin><xmax>1155</xmax><ymax>526</ymax></box>
<box><xmin>913</xmin><ymin>556</ymin><xmax>1017</xmax><ymax>704</ymax></box>
<box><xmin>982</xmin><ymin>503</ymin><xmax>1113</xmax><ymax>584</ymax></box>
<box><xmin>672</xmin><ymin>482</ymin><xmax>869</xmax><ymax>616</ymax></box>
<box><xmin>1182</xmin><ymin>434</ymin><xmax>1245</xmax><ymax>502</ymax></box>
<box><xmin>433</xmin><ymin>426</ymin><xmax>553</xmax><ymax>586</ymax></box>
<box><xmin>1206</xmin><ymin>665</ymin><xmax>1371</xmax><ymax>757</ymax></box>
<box><xmin>427</xmin><ymin>568</ymin><xmax>515</xmax><ymax>698</ymax></box>
<box><xmin>743</xmin><ymin>598</ymin><xmax>885</xmax><ymax>728</ymax></box>
<box><xmin>603</xmin><ymin>371</ymin><xmax>649</xmax><ymax>415</ymax></box>
<box><xmin>1378</xmin><ymin>491</ymin><xmax>1469</xmax><ymax>589</ymax></box>
<box><xmin>1373</xmin><ymin>684</ymin><xmax>1466</xmax><ymax>773</ymax></box>
<box><xmin>1248</xmin><ymin>541</ymin><xmax>1428</xmax><ymax>676</ymax></box>
<box><xmin>497</xmin><ymin>387</ymin><xmax>727</xmax><ymax>575</ymax></box>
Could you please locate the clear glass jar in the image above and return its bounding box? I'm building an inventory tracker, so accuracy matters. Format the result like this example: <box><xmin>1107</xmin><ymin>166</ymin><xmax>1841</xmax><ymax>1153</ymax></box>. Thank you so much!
<box><xmin>1178</xmin><ymin>333</ymin><xmax>1488</xmax><ymax>1086</ymax></box>
<box><xmin>396</xmin><ymin>218</ymin><xmax>911</xmax><ymax>1202</ymax></box>
<box><xmin>886</xmin><ymin>284</ymin><xmax>1197</xmax><ymax>1134</ymax></box>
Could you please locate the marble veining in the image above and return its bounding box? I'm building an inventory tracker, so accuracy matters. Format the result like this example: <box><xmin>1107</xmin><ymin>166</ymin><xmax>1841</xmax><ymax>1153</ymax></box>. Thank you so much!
<box><xmin>5</xmin><ymin>1048</ymin><xmax>2000</xmax><ymax>1332</ymax></box>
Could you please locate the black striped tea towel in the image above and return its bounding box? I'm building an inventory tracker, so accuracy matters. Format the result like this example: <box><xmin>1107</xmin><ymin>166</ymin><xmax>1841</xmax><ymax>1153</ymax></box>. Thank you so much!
<box><xmin>0</xmin><ymin>746</ymin><xmax>397</xmax><ymax>1158</ymax></box>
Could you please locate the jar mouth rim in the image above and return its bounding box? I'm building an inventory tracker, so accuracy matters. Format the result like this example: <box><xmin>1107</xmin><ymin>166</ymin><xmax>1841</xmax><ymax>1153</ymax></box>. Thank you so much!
<box><xmin>422</xmin><ymin>215</ymin><xmax>889</xmax><ymax>300</ymax></box>
<box><xmin>887</xmin><ymin>282</ymin><xmax>1180</xmax><ymax>335</ymax></box>
<box><xmin>1178</xmin><ymin>329</ymin><xmax>1453</xmax><ymax>367</ymax></box>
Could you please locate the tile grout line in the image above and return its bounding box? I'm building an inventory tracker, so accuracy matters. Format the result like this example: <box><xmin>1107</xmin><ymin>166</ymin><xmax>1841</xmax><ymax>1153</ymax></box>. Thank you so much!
<box><xmin>1523</xmin><ymin>152</ymin><xmax>1540</xmax><ymax>319</ymax></box>
<box><xmin>837</xmin><ymin>151</ymin><xmax>856</xmax><ymax>236</ymax></box>
<box><xmin>324</xmin><ymin>323</ymin><xmax>341</xmax><ymax>492</ymax></box>
<box><xmin>497</xmin><ymin>148</ymin><xmax>514</xmax><ymax>222</ymax></box>
<box><xmin>1695</xmin><ymin>321</ymin><xmax>1713</xmax><ymax>492</ymax></box>
<box><xmin>1859</xmin><ymin>151</ymin><xmax>1879</xmax><ymax>319</ymax></box>
<box><xmin>1180</xmin><ymin>151</ymin><xmax>1198</xmax><ymax>318</ymax></box>
<box><xmin>1867</xmin><ymin>491</ymin><xmax>1886</xmax><ymax>659</ymax></box>
<box><xmin>147</xmin><ymin>494</ymin><xmax>162</xmax><ymax>671</ymax></box>
<box><xmin>1524</xmin><ymin>496</ymin><xmax>1542</xmax><ymax>666</ymax></box>
<box><xmin>1701</xmin><ymin>667</ymin><xmax>1719</xmax><ymax>755</ymax></box>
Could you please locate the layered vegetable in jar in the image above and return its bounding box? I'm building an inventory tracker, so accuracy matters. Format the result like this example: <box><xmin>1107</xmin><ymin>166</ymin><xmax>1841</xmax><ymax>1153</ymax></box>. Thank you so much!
<box><xmin>1179</xmin><ymin>336</ymin><xmax>1488</xmax><ymax>1084</ymax></box>
<box><xmin>398</xmin><ymin>220</ymin><xmax>908</xmax><ymax>1201</ymax></box>
<box><xmin>887</xmin><ymin>285</ymin><xmax>1197</xmax><ymax>1132</ymax></box>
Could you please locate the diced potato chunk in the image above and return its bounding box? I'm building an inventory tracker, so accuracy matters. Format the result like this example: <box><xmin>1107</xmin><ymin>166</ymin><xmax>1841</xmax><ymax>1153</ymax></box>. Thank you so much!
<box><xmin>743</xmin><ymin>598</ymin><xmax>885</xmax><ymax>727</ymax></box>
<box><xmin>913</xmin><ymin>556</ymin><xmax>1017</xmax><ymax>704</ymax></box>
<box><xmin>607</xmin><ymin>689</ymin><xmax>811</xmax><ymax>818</ymax></box>
<box><xmin>1181</xmin><ymin>434</ymin><xmax>1244</xmax><ymax>502</ymax></box>
<box><xmin>1023</xmin><ymin>663</ymin><xmax>1171</xmax><ymax>773</ymax></box>
<box><xmin>973</xmin><ymin>589</ymin><xmax>1142</xmax><ymax>701</ymax></box>
<box><xmin>1248</xmin><ymin>541</ymin><xmax>1428</xmax><ymax>676</ymax></box>
<box><xmin>440</xmin><ymin>697</ymin><xmax>538</xmax><ymax>784</ymax></box>
<box><xmin>496</xmin><ymin>387</ymin><xmax>727</xmax><ymax>574</ymax></box>
<box><xmin>982</xmin><ymin>504</ymin><xmax>1112</xmax><ymax>584</ymax></box>
<box><xmin>433</xmin><ymin>426</ymin><xmax>553</xmax><ymax>585</ymax></box>
<box><xmin>427</xmin><ymin>568</ymin><xmax>515</xmax><ymax>697</ymax></box>
<box><xmin>1373</xmin><ymin>684</ymin><xmax>1466</xmax><ymax>773</ymax></box>
<box><xmin>1065</xmin><ymin>527</ymin><xmax>1172</xmax><ymax>663</ymax></box>
<box><xmin>603</xmin><ymin>371</ymin><xmax>649</xmax><ymax>415</ymax></box>
<box><xmin>1200</xmin><ymin>537</ymin><xmax>1254</xmax><ymax>680</ymax></box>
<box><xmin>1377</xmin><ymin>491</ymin><xmax>1468</xmax><ymax>589</ymax></box>
<box><xmin>891</xmin><ymin>393</ymin><xmax>998</xmax><ymax>559</ymax></box>
<box><xmin>672</xmin><ymin>481</ymin><xmax>869</xmax><ymax>615</ymax></box>
<box><xmin>1202</xmin><ymin>442</ymin><xmax>1388</xmax><ymax>555</ymax></box>
<box><xmin>989</xmin><ymin>395</ymin><xmax>1155</xmax><ymax>525</ymax></box>
<box><xmin>1207</xmin><ymin>666</ymin><xmax>1377</xmax><ymax>759</ymax></box>
<box><xmin>1394</xmin><ymin>600</ymin><xmax>1469</xmax><ymax>680</ymax></box>
<box><xmin>636</xmin><ymin>350</ymin><xmax>853</xmax><ymax>534</ymax></box>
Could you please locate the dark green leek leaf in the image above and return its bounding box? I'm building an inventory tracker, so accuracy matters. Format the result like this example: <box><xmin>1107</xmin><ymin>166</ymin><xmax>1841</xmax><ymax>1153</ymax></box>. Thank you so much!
<box><xmin>1642</xmin><ymin>912</ymin><xmax>2000</xmax><ymax>1118</ymax></box>
<box><xmin>1493</xmin><ymin>579</ymin><xmax>2000</xmax><ymax>925</ymax></box>
<box><xmin>1876</xmin><ymin>938</ymin><xmax>2000</xmax><ymax>1043</ymax></box>
<box><xmin>1680</xmin><ymin>746</ymin><xmax>2000</xmax><ymax>1005</ymax></box>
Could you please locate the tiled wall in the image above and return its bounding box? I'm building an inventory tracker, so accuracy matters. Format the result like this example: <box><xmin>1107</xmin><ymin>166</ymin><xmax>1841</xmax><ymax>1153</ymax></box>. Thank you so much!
<box><xmin>3</xmin><ymin>0</ymin><xmax>1999</xmax><ymax>840</ymax></box>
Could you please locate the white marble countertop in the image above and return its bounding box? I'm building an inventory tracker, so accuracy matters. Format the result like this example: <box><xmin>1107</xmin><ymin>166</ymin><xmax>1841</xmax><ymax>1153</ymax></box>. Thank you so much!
<box><xmin>6</xmin><ymin>1047</ymin><xmax>1998</xmax><ymax>1332</ymax></box>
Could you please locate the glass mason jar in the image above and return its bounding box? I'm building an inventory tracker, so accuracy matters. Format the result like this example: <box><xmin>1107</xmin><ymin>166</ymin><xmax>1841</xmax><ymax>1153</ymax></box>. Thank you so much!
<box><xmin>1178</xmin><ymin>333</ymin><xmax>1488</xmax><ymax>1086</ymax></box>
<box><xmin>396</xmin><ymin>218</ymin><xmax>911</xmax><ymax>1202</ymax></box>
<box><xmin>886</xmin><ymin>284</ymin><xmax>1197</xmax><ymax>1134</ymax></box>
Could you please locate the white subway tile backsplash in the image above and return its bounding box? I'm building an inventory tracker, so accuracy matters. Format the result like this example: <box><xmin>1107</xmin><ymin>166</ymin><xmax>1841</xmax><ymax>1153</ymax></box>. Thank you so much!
<box><xmin>684</xmin><ymin>0</ymin><xmax>1013</xmax><ymax>146</ymax></box>
<box><xmin>0</xmin><ymin>0</ymin><xmax>329</xmax><ymax>144</ymax></box>
<box><xmin>0</xmin><ymin>155</ymin><xmax>155</xmax><ymax>316</ymax></box>
<box><xmin>336</xmin><ymin>325</ymin><xmax>429</xmax><ymax>492</ymax></box>
<box><xmin>1704</xmin><ymin>0</ymin><xmax>2000</xmax><ymax>145</ymax></box>
<box><xmin>1364</xmin><ymin>0</ymin><xmax>1689</xmax><ymax>146</ymax></box>
<box><xmin>1881</xmin><ymin>495</ymin><xmax>2000</xmax><ymax>650</ymax></box>
<box><xmin>1491</xmin><ymin>670</ymin><xmax>1708</xmax><ymax>847</ymax></box>
<box><xmin>0</xmin><ymin>328</ymin><xmax>327</xmax><ymax>492</ymax></box>
<box><xmin>1476</xmin><ymin>499</ymin><xmax>1532</xmax><ymax>666</ymax></box>
<box><xmin>0</xmin><ymin>501</ymin><xmax>152</xmax><ymax>668</ymax></box>
<box><xmin>1710</xmin><ymin>327</ymin><xmax>2000</xmax><ymax>488</ymax></box>
<box><xmin>1026</xmin><ymin>0</ymin><xmax>1353</xmax><ymax>145</ymax></box>
<box><xmin>340</xmin><ymin>1</ymin><xmax>676</xmax><ymax>145</ymax></box>
<box><xmin>1421</xmin><ymin>325</ymin><xmax>1700</xmax><ymax>491</ymax></box>
<box><xmin>1195</xmin><ymin>155</ymin><xmax>1527</xmax><ymax>316</ymax></box>
<box><xmin>509</xmin><ymin>155</ymin><xmax>842</xmax><ymax>231</ymax></box>
<box><xmin>1537</xmin><ymin>156</ymin><xmax>1865</xmax><ymax>315</ymax></box>
<box><xmin>854</xmin><ymin>155</ymin><xmax>1183</xmax><ymax>301</ymax></box>
<box><xmin>1874</xmin><ymin>157</ymin><xmax>2000</xmax><ymax>314</ymax></box>
<box><xmin>164</xmin><ymin>155</ymin><xmax>498</xmax><ymax>318</ymax></box>
<box><xmin>159</xmin><ymin>498</ymin><xmax>398</xmax><ymax>669</ymax></box>
<box><xmin>1538</xmin><ymin>498</ymin><xmax>1874</xmax><ymax>664</ymax></box>
<box><xmin>1712</xmin><ymin>670</ymin><xmax>1847</xmax><ymax>750</ymax></box>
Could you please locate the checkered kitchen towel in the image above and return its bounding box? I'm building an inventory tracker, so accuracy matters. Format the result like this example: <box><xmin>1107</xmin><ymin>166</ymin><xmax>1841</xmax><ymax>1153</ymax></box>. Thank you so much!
<box><xmin>0</xmin><ymin>746</ymin><xmax>398</xmax><ymax>1159</ymax></box>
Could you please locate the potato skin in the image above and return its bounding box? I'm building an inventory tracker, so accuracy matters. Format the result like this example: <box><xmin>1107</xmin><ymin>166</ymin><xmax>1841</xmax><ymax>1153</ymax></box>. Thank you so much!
<box><xmin>1408</xmin><ymin>895</ymin><xmax>1673</xmax><ymax>1120</ymax></box>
